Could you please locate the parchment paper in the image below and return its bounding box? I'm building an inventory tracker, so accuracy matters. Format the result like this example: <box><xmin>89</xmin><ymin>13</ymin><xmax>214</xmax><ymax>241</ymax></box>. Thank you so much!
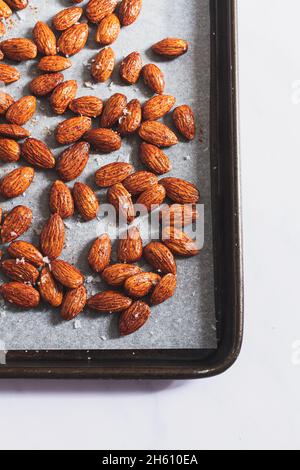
<box><xmin>0</xmin><ymin>0</ymin><xmax>217</xmax><ymax>350</ymax></box>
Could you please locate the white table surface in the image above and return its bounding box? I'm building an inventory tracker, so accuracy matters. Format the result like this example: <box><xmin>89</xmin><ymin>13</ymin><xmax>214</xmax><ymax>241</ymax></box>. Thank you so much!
<box><xmin>0</xmin><ymin>0</ymin><xmax>299</xmax><ymax>450</ymax></box>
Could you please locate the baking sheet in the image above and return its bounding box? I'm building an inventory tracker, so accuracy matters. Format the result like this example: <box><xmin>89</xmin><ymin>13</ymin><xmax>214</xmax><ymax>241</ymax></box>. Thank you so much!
<box><xmin>0</xmin><ymin>0</ymin><xmax>216</xmax><ymax>350</ymax></box>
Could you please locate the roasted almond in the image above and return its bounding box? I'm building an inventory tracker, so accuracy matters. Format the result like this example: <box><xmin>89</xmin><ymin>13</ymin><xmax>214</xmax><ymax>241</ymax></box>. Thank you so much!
<box><xmin>87</xmin><ymin>290</ymin><xmax>132</xmax><ymax>313</ymax></box>
<box><xmin>0</xmin><ymin>91</ymin><xmax>14</xmax><ymax>115</ymax></box>
<box><xmin>117</xmin><ymin>226</ymin><xmax>143</xmax><ymax>263</ymax></box>
<box><xmin>5</xmin><ymin>0</ymin><xmax>28</xmax><ymax>10</ymax></box>
<box><xmin>100</xmin><ymin>93</ymin><xmax>127</xmax><ymax>128</ymax></box>
<box><xmin>0</xmin><ymin>63</ymin><xmax>20</xmax><ymax>84</ymax></box>
<box><xmin>172</xmin><ymin>105</ymin><xmax>196</xmax><ymax>140</ymax></box>
<box><xmin>69</xmin><ymin>96</ymin><xmax>103</xmax><ymax>118</ymax></box>
<box><xmin>40</xmin><ymin>213</ymin><xmax>65</xmax><ymax>260</ymax></box>
<box><xmin>91</xmin><ymin>47</ymin><xmax>115</xmax><ymax>82</ymax></box>
<box><xmin>0</xmin><ymin>37</ymin><xmax>37</xmax><ymax>61</ymax></box>
<box><xmin>119</xmin><ymin>51</ymin><xmax>142</xmax><ymax>84</ymax></box>
<box><xmin>7</xmin><ymin>240</ymin><xmax>44</xmax><ymax>268</ymax></box>
<box><xmin>152</xmin><ymin>38</ymin><xmax>188</xmax><ymax>58</ymax></box>
<box><xmin>95</xmin><ymin>162</ymin><xmax>134</xmax><ymax>187</ymax></box>
<box><xmin>84</xmin><ymin>128</ymin><xmax>121</xmax><ymax>153</ymax></box>
<box><xmin>123</xmin><ymin>170</ymin><xmax>158</xmax><ymax>196</ymax></box>
<box><xmin>38</xmin><ymin>267</ymin><xmax>63</xmax><ymax>307</ymax></box>
<box><xmin>0</xmin><ymin>138</ymin><xmax>20</xmax><ymax>162</ymax></box>
<box><xmin>0</xmin><ymin>0</ymin><xmax>12</xmax><ymax>18</ymax></box>
<box><xmin>0</xmin><ymin>166</ymin><xmax>34</xmax><ymax>199</ymax></box>
<box><xmin>55</xmin><ymin>116</ymin><xmax>92</xmax><ymax>145</ymax></box>
<box><xmin>51</xmin><ymin>259</ymin><xmax>84</xmax><ymax>289</ymax></box>
<box><xmin>96</xmin><ymin>13</ymin><xmax>120</xmax><ymax>45</ymax></box>
<box><xmin>1</xmin><ymin>205</ymin><xmax>32</xmax><ymax>244</ymax></box>
<box><xmin>29</xmin><ymin>72</ymin><xmax>64</xmax><ymax>97</ymax></box>
<box><xmin>107</xmin><ymin>183</ymin><xmax>135</xmax><ymax>223</ymax></box>
<box><xmin>159</xmin><ymin>177</ymin><xmax>200</xmax><ymax>204</ymax></box>
<box><xmin>142</xmin><ymin>63</ymin><xmax>165</xmax><ymax>95</ymax></box>
<box><xmin>33</xmin><ymin>21</ymin><xmax>57</xmax><ymax>56</ymax></box>
<box><xmin>0</xmin><ymin>282</ymin><xmax>40</xmax><ymax>308</ymax></box>
<box><xmin>139</xmin><ymin>121</ymin><xmax>178</xmax><ymax>147</ymax></box>
<box><xmin>38</xmin><ymin>55</ymin><xmax>72</xmax><ymax>72</ymax></box>
<box><xmin>1</xmin><ymin>258</ymin><xmax>39</xmax><ymax>284</ymax></box>
<box><xmin>61</xmin><ymin>285</ymin><xmax>87</xmax><ymax>321</ymax></box>
<box><xmin>140</xmin><ymin>142</ymin><xmax>171</xmax><ymax>175</ymax></box>
<box><xmin>118</xmin><ymin>99</ymin><xmax>142</xmax><ymax>136</ymax></box>
<box><xmin>160</xmin><ymin>204</ymin><xmax>199</xmax><ymax>228</ymax></box>
<box><xmin>136</xmin><ymin>184</ymin><xmax>166</xmax><ymax>212</ymax></box>
<box><xmin>56</xmin><ymin>141</ymin><xmax>90</xmax><ymax>182</ymax></box>
<box><xmin>53</xmin><ymin>6</ymin><xmax>83</xmax><ymax>31</ymax></box>
<box><xmin>124</xmin><ymin>272</ymin><xmax>161</xmax><ymax>298</ymax></box>
<box><xmin>21</xmin><ymin>138</ymin><xmax>55</xmax><ymax>169</ymax></box>
<box><xmin>58</xmin><ymin>23</ymin><xmax>89</xmax><ymax>56</ymax></box>
<box><xmin>0</xmin><ymin>124</ymin><xmax>29</xmax><ymax>139</ymax></box>
<box><xmin>143</xmin><ymin>241</ymin><xmax>176</xmax><ymax>275</ymax></box>
<box><xmin>86</xmin><ymin>0</ymin><xmax>118</xmax><ymax>24</ymax></box>
<box><xmin>102</xmin><ymin>263</ymin><xmax>141</xmax><ymax>287</ymax></box>
<box><xmin>119</xmin><ymin>301</ymin><xmax>151</xmax><ymax>336</ymax></box>
<box><xmin>6</xmin><ymin>96</ymin><xmax>36</xmax><ymax>126</ymax></box>
<box><xmin>50</xmin><ymin>80</ymin><xmax>78</xmax><ymax>115</ymax></box>
<box><xmin>50</xmin><ymin>180</ymin><xmax>74</xmax><ymax>219</ymax></box>
<box><xmin>119</xmin><ymin>0</ymin><xmax>142</xmax><ymax>26</ymax></box>
<box><xmin>143</xmin><ymin>95</ymin><xmax>176</xmax><ymax>121</ymax></box>
<box><xmin>88</xmin><ymin>234</ymin><xmax>111</xmax><ymax>273</ymax></box>
<box><xmin>150</xmin><ymin>273</ymin><xmax>177</xmax><ymax>305</ymax></box>
<box><xmin>162</xmin><ymin>226</ymin><xmax>200</xmax><ymax>257</ymax></box>
<box><xmin>73</xmin><ymin>182</ymin><xmax>99</xmax><ymax>221</ymax></box>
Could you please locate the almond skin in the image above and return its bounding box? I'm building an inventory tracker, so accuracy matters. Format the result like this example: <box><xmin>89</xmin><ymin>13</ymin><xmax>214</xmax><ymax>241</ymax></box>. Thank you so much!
<box><xmin>29</xmin><ymin>73</ymin><xmax>64</xmax><ymax>97</ymax></box>
<box><xmin>0</xmin><ymin>38</ymin><xmax>37</xmax><ymax>61</ymax></box>
<box><xmin>0</xmin><ymin>0</ymin><xmax>12</xmax><ymax>18</ymax></box>
<box><xmin>107</xmin><ymin>183</ymin><xmax>135</xmax><ymax>223</ymax></box>
<box><xmin>139</xmin><ymin>121</ymin><xmax>178</xmax><ymax>147</ymax></box>
<box><xmin>0</xmin><ymin>282</ymin><xmax>40</xmax><ymax>308</ymax></box>
<box><xmin>142</xmin><ymin>64</ymin><xmax>165</xmax><ymax>95</ymax></box>
<box><xmin>91</xmin><ymin>47</ymin><xmax>115</xmax><ymax>82</ymax></box>
<box><xmin>0</xmin><ymin>138</ymin><xmax>20</xmax><ymax>163</ymax></box>
<box><xmin>0</xmin><ymin>124</ymin><xmax>29</xmax><ymax>140</ymax></box>
<box><xmin>5</xmin><ymin>1</ymin><xmax>28</xmax><ymax>10</ymax></box>
<box><xmin>58</xmin><ymin>23</ymin><xmax>89</xmax><ymax>57</ymax></box>
<box><xmin>56</xmin><ymin>141</ymin><xmax>90</xmax><ymax>182</ymax></box>
<box><xmin>1</xmin><ymin>205</ymin><xmax>32</xmax><ymax>244</ymax></box>
<box><xmin>95</xmin><ymin>162</ymin><xmax>134</xmax><ymax>187</ymax></box>
<box><xmin>119</xmin><ymin>301</ymin><xmax>151</xmax><ymax>336</ymax></box>
<box><xmin>0</xmin><ymin>91</ymin><xmax>14</xmax><ymax>115</ymax></box>
<box><xmin>0</xmin><ymin>166</ymin><xmax>34</xmax><ymax>199</ymax></box>
<box><xmin>50</xmin><ymin>259</ymin><xmax>84</xmax><ymax>289</ymax></box>
<box><xmin>40</xmin><ymin>214</ymin><xmax>65</xmax><ymax>260</ymax></box>
<box><xmin>143</xmin><ymin>241</ymin><xmax>177</xmax><ymax>275</ymax></box>
<box><xmin>7</xmin><ymin>240</ymin><xmax>44</xmax><ymax>268</ymax></box>
<box><xmin>73</xmin><ymin>182</ymin><xmax>99</xmax><ymax>221</ymax></box>
<box><xmin>119</xmin><ymin>51</ymin><xmax>142</xmax><ymax>84</ymax></box>
<box><xmin>173</xmin><ymin>105</ymin><xmax>196</xmax><ymax>140</ymax></box>
<box><xmin>1</xmin><ymin>259</ymin><xmax>39</xmax><ymax>285</ymax></box>
<box><xmin>102</xmin><ymin>264</ymin><xmax>141</xmax><ymax>287</ymax></box>
<box><xmin>152</xmin><ymin>38</ymin><xmax>188</xmax><ymax>58</ymax></box>
<box><xmin>117</xmin><ymin>226</ymin><xmax>143</xmax><ymax>263</ymax></box>
<box><xmin>84</xmin><ymin>128</ymin><xmax>121</xmax><ymax>153</ymax></box>
<box><xmin>143</xmin><ymin>95</ymin><xmax>176</xmax><ymax>121</ymax></box>
<box><xmin>124</xmin><ymin>272</ymin><xmax>161</xmax><ymax>298</ymax></box>
<box><xmin>159</xmin><ymin>177</ymin><xmax>200</xmax><ymax>204</ymax></box>
<box><xmin>61</xmin><ymin>285</ymin><xmax>87</xmax><ymax>321</ymax></box>
<box><xmin>69</xmin><ymin>96</ymin><xmax>103</xmax><ymax>118</ymax></box>
<box><xmin>136</xmin><ymin>184</ymin><xmax>166</xmax><ymax>213</ymax></box>
<box><xmin>118</xmin><ymin>99</ymin><xmax>142</xmax><ymax>136</ymax></box>
<box><xmin>160</xmin><ymin>204</ymin><xmax>199</xmax><ymax>228</ymax></box>
<box><xmin>140</xmin><ymin>142</ymin><xmax>171</xmax><ymax>175</ymax></box>
<box><xmin>21</xmin><ymin>138</ymin><xmax>55</xmax><ymax>169</ymax></box>
<box><xmin>6</xmin><ymin>96</ymin><xmax>36</xmax><ymax>126</ymax></box>
<box><xmin>96</xmin><ymin>13</ymin><xmax>120</xmax><ymax>45</ymax></box>
<box><xmin>162</xmin><ymin>226</ymin><xmax>200</xmax><ymax>257</ymax></box>
<box><xmin>55</xmin><ymin>116</ymin><xmax>92</xmax><ymax>145</ymax></box>
<box><xmin>50</xmin><ymin>180</ymin><xmax>74</xmax><ymax>219</ymax></box>
<box><xmin>38</xmin><ymin>55</ymin><xmax>72</xmax><ymax>72</ymax></box>
<box><xmin>53</xmin><ymin>6</ymin><xmax>83</xmax><ymax>31</ymax></box>
<box><xmin>38</xmin><ymin>267</ymin><xmax>63</xmax><ymax>308</ymax></box>
<box><xmin>86</xmin><ymin>0</ymin><xmax>118</xmax><ymax>24</ymax></box>
<box><xmin>123</xmin><ymin>170</ymin><xmax>158</xmax><ymax>196</ymax></box>
<box><xmin>150</xmin><ymin>273</ymin><xmax>177</xmax><ymax>305</ymax></box>
<box><xmin>33</xmin><ymin>21</ymin><xmax>57</xmax><ymax>56</ymax></box>
<box><xmin>88</xmin><ymin>234</ymin><xmax>111</xmax><ymax>273</ymax></box>
<box><xmin>0</xmin><ymin>63</ymin><xmax>20</xmax><ymax>84</ymax></box>
<box><xmin>87</xmin><ymin>290</ymin><xmax>132</xmax><ymax>313</ymax></box>
<box><xmin>50</xmin><ymin>80</ymin><xmax>78</xmax><ymax>115</ymax></box>
<box><xmin>100</xmin><ymin>93</ymin><xmax>127</xmax><ymax>128</ymax></box>
<box><xmin>119</xmin><ymin>0</ymin><xmax>142</xmax><ymax>26</ymax></box>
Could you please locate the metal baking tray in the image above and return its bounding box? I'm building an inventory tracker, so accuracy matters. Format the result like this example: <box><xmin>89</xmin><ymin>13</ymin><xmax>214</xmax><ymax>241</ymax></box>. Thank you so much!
<box><xmin>0</xmin><ymin>0</ymin><xmax>243</xmax><ymax>379</ymax></box>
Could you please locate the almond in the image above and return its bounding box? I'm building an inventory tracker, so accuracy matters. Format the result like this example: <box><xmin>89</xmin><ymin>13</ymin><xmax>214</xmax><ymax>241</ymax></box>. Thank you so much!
<box><xmin>119</xmin><ymin>51</ymin><xmax>142</xmax><ymax>84</ymax></box>
<box><xmin>88</xmin><ymin>234</ymin><xmax>111</xmax><ymax>273</ymax></box>
<box><xmin>69</xmin><ymin>96</ymin><xmax>103</xmax><ymax>118</ymax></box>
<box><xmin>143</xmin><ymin>241</ymin><xmax>176</xmax><ymax>275</ymax></box>
<box><xmin>0</xmin><ymin>0</ymin><xmax>12</xmax><ymax>19</ymax></box>
<box><xmin>119</xmin><ymin>0</ymin><xmax>142</xmax><ymax>26</ymax></box>
<box><xmin>123</xmin><ymin>170</ymin><xmax>157</xmax><ymax>196</ymax></box>
<box><xmin>21</xmin><ymin>138</ymin><xmax>55</xmax><ymax>169</ymax></box>
<box><xmin>0</xmin><ymin>91</ymin><xmax>14</xmax><ymax>115</ymax></box>
<box><xmin>139</xmin><ymin>121</ymin><xmax>178</xmax><ymax>147</ymax></box>
<box><xmin>96</xmin><ymin>13</ymin><xmax>120</xmax><ymax>45</ymax></box>
<box><xmin>55</xmin><ymin>116</ymin><xmax>92</xmax><ymax>145</ymax></box>
<box><xmin>142</xmin><ymin>63</ymin><xmax>165</xmax><ymax>95</ymax></box>
<box><xmin>1</xmin><ymin>259</ymin><xmax>39</xmax><ymax>284</ymax></box>
<box><xmin>95</xmin><ymin>162</ymin><xmax>134</xmax><ymax>187</ymax></box>
<box><xmin>5</xmin><ymin>1</ymin><xmax>28</xmax><ymax>10</ymax></box>
<box><xmin>100</xmin><ymin>93</ymin><xmax>127</xmax><ymax>128</ymax></box>
<box><xmin>152</xmin><ymin>38</ymin><xmax>188</xmax><ymax>57</ymax></box>
<box><xmin>143</xmin><ymin>95</ymin><xmax>176</xmax><ymax>121</ymax></box>
<box><xmin>58</xmin><ymin>23</ymin><xmax>89</xmax><ymax>56</ymax></box>
<box><xmin>102</xmin><ymin>264</ymin><xmax>141</xmax><ymax>287</ymax></box>
<box><xmin>38</xmin><ymin>55</ymin><xmax>72</xmax><ymax>72</ymax></box>
<box><xmin>0</xmin><ymin>138</ymin><xmax>20</xmax><ymax>162</ymax></box>
<box><xmin>73</xmin><ymin>182</ymin><xmax>99</xmax><ymax>221</ymax></box>
<box><xmin>6</xmin><ymin>96</ymin><xmax>36</xmax><ymax>126</ymax></box>
<box><xmin>124</xmin><ymin>272</ymin><xmax>161</xmax><ymax>298</ymax></box>
<box><xmin>117</xmin><ymin>226</ymin><xmax>143</xmax><ymax>263</ymax></box>
<box><xmin>61</xmin><ymin>285</ymin><xmax>87</xmax><ymax>321</ymax></box>
<box><xmin>0</xmin><ymin>282</ymin><xmax>40</xmax><ymax>308</ymax></box>
<box><xmin>40</xmin><ymin>213</ymin><xmax>65</xmax><ymax>260</ymax></box>
<box><xmin>50</xmin><ymin>180</ymin><xmax>74</xmax><ymax>219</ymax></box>
<box><xmin>7</xmin><ymin>240</ymin><xmax>44</xmax><ymax>267</ymax></box>
<box><xmin>33</xmin><ymin>21</ymin><xmax>57</xmax><ymax>56</ymax></box>
<box><xmin>159</xmin><ymin>177</ymin><xmax>200</xmax><ymax>204</ymax></box>
<box><xmin>29</xmin><ymin>72</ymin><xmax>64</xmax><ymax>97</ymax></box>
<box><xmin>136</xmin><ymin>184</ymin><xmax>166</xmax><ymax>212</ymax></box>
<box><xmin>50</xmin><ymin>80</ymin><xmax>78</xmax><ymax>115</ymax></box>
<box><xmin>91</xmin><ymin>47</ymin><xmax>115</xmax><ymax>82</ymax></box>
<box><xmin>51</xmin><ymin>259</ymin><xmax>84</xmax><ymax>289</ymax></box>
<box><xmin>1</xmin><ymin>205</ymin><xmax>32</xmax><ymax>244</ymax></box>
<box><xmin>173</xmin><ymin>105</ymin><xmax>195</xmax><ymax>141</ymax></box>
<box><xmin>119</xmin><ymin>300</ymin><xmax>150</xmax><ymax>336</ymax></box>
<box><xmin>0</xmin><ymin>37</ymin><xmax>37</xmax><ymax>61</ymax></box>
<box><xmin>107</xmin><ymin>183</ymin><xmax>135</xmax><ymax>223</ymax></box>
<box><xmin>160</xmin><ymin>204</ymin><xmax>199</xmax><ymax>228</ymax></box>
<box><xmin>118</xmin><ymin>99</ymin><xmax>142</xmax><ymax>135</ymax></box>
<box><xmin>56</xmin><ymin>141</ymin><xmax>90</xmax><ymax>182</ymax></box>
<box><xmin>150</xmin><ymin>273</ymin><xmax>177</xmax><ymax>305</ymax></box>
<box><xmin>53</xmin><ymin>6</ymin><xmax>83</xmax><ymax>31</ymax></box>
<box><xmin>38</xmin><ymin>267</ymin><xmax>63</xmax><ymax>308</ymax></box>
<box><xmin>0</xmin><ymin>124</ymin><xmax>29</xmax><ymax>139</ymax></box>
<box><xmin>162</xmin><ymin>226</ymin><xmax>200</xmax><ymax>257</ymax></box>
<box><xmin>0</xmin><ymin>63</ymin><xmax>20</xmax><ymax>83</ymax></box>
<box><xmin>86</xmin><ymin>0</ymin><xmax>118</xmax><ymax>24</ymax></box>
<box><xmin>140</xmin><ymin>142</ymin><xmax>171</xmax><ymax>175</ymax></box>
<box><xmin>0</xmin><ymin>166</ymin><xmax>34</xmax><ymax>199</ymax></box>
<box><xmin>84</xmin><ymin>128</ymin><xmax>121</xmax><ymax>153</ymax></box>
<box><xmin>87</xmin><ymin>290</ymin><xmax>132</xmax><ymax>313</ymax></box>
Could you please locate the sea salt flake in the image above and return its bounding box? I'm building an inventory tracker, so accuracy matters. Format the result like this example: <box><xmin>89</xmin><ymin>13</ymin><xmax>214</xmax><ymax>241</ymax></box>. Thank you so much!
<box><xmin>74</xmin><ymin>320</ymin><xmax>81</xmax><ymax>330</ymax></box>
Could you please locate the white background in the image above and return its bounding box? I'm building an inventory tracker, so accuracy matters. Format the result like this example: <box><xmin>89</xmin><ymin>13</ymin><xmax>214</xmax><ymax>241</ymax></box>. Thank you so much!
<box><xmin>0</xmin><ymin>0</ymin><xmax>299</xmax><ymax>450</ymax></box>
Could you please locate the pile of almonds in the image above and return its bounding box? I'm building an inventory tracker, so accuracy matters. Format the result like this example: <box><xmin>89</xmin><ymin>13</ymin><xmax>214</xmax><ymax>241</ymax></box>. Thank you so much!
<box><xmin>0</xmin><ymin>0</ymin><xmax>201</xmax><ymax>337</ymax></box>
